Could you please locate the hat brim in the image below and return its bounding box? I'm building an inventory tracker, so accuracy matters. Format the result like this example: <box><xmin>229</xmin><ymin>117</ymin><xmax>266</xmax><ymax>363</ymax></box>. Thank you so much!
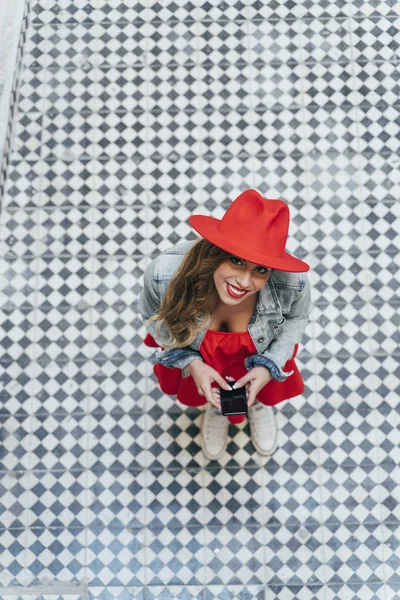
<box><xmin>189</xmin><ymin>215</ymin><xmax>310</xmax><ymax>273</ymax></box>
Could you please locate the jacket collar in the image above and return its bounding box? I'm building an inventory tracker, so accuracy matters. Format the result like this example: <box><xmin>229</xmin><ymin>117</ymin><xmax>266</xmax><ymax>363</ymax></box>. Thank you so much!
<box><xmin>257</xmin><ymin>279</ymin><xmax>281</xmax><ymax>314</ymax></box>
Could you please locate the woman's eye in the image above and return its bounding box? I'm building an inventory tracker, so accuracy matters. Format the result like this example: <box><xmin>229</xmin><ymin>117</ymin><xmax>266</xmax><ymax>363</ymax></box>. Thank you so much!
<box><xmin>230</xmin><ymin>257</ymin><xmax>269</xmax><ymax>275</ymax></box>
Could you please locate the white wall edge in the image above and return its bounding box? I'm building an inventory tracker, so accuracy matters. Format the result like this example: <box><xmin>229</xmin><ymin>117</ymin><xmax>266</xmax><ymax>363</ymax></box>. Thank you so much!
<box><xmin>0</xmin><ymin>0</ymin><xmax>28</xmax><ymax>189</ymax></box>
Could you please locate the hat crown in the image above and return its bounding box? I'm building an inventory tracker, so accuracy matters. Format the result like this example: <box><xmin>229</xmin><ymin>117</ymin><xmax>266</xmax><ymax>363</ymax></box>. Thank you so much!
<box><xmin>189</xmin><ymin>188</ymin><xmax>310</xmax><ymax>272</ymax></box>
<box><xmin>218</xmin><ymin>190</ymin><xmax>290</xmax><ymax>258</ymax></box>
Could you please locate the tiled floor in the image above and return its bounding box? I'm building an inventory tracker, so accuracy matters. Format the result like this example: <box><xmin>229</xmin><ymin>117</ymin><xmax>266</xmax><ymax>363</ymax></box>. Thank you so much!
<box><xmin>0</xmin><ymin>1</ymin><xmax>399</xmax><ymax>599</ymax></box>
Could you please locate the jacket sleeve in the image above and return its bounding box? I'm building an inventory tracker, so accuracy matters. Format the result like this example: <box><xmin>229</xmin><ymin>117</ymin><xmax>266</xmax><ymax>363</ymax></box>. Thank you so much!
<box><xmin>244</xmin><ymin>274</ymin><xmax>312</xmax><ymax>381</ymax></box>
<box><xmin>137</xmin><ymin>259</ymin><xmax>204</xmax><ymax>377</ymax></box>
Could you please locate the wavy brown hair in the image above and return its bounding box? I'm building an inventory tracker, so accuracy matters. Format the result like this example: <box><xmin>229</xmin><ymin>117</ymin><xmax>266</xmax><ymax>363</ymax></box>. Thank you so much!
<box><xmin>145</xmin><ymin>238</ymin><xmax>233</xmax><ymax>349</ymax></box>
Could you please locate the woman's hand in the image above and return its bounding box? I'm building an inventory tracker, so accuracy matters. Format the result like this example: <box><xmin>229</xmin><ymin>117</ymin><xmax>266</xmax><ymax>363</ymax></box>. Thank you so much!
<box><xmin>233</xmin><ymin>366</ymin><xmax>272</xmax><ymax>407</ymax></box>
<box><xmin>186</xmin><ymin>360</ymin><xmax>232</xmax><ymax>409</ymax></box>
<box><xmin>210</xmin><ymin>376</ymin><xmax>235</xmax><ymax>410</ymax></box>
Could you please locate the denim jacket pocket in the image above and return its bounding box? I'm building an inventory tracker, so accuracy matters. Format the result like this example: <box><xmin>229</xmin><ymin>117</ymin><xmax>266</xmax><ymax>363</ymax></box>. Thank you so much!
<box><xmin>269</xmin><ymin>316</ymin><xmax>286</xmax><ymax>340</ymax></box>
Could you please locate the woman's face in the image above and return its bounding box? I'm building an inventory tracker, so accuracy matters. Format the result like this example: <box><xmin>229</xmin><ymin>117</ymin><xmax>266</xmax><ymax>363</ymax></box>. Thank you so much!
<box><xmin>213</xmin><ymin>256</ymin><xmax>272</xmax><ymax>308</ymax></box>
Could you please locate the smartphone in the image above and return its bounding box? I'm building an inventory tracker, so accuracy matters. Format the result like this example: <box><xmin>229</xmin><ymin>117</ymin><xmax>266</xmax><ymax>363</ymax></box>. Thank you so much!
<box><xmin>220</xmin><ymin>380</ymin><xmax>248</xmax><ymax>416</ymax></box>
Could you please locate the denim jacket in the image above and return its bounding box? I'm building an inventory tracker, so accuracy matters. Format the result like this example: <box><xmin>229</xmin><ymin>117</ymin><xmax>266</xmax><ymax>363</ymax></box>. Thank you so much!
<box><xmin>137</xmin><ymin>240</ymin><xmax>312</xmax><ymax>382</ymax></box>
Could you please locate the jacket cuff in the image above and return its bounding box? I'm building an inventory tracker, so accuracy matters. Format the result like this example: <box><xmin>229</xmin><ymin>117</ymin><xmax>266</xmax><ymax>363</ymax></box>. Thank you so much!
<box><xmin>154</xmin><ymin>348</ymin><xmax>204</xmax><ymax>374</ymax></box>
<box><xmin>244</xmin><ymin>354</ymin><xmax>293</xmax><ymax>382</ymax></box>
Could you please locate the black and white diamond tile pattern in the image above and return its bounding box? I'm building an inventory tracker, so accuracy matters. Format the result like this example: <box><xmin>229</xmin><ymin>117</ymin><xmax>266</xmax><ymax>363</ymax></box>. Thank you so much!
<box><xmin>311</xmin><ymin>305</ymin><xmax>371</xmax><ymax>358</ymax></box>
<box><xmin>97</xmin><ymin>462</ymin><xmax>142</xmax><ymax>527</ymax></box>
<box><xmin>264</xmin><ymin>523</ymin><xmax>325</xmax><ymax>586</ymax></box>
<box><xmin>33</xmin><ymin>305</ymin><xmax>93</xmax><ymax>365</ymax></box>
<box><xmin>368</xmin><ymin>303</ymin><xmax>399</xmax><ymax>359</ymax></box>
<box><xmin>31</xmin><ymin>0</ymin><xmax>252</xmax><ymax>27</ymax></box>
<box><xmin>145</xmin><ymin>409</ymin><xmax>206</xmax><ymax>472</ymax></box>
<box><xmin>146</xmin><ymin>469</ymin><xmax>204</xmax><ymax>529</ymax></box>
<box><xmin>302</xmin><ymin>19</ymin><xmax>354</xmax><ymax>64</ymax></box>
<box><xmin>86</xmin><ymin>411</ymin><xmax>148</xmax><ymax>472</ymax></box>
<box><xmin>1</xmin><ymin>0</ymin><xmax>400</xmax><ymax>598</ymax></box>
<box><xmin>365</xmin><ymin>251</ymin><xmax>400</xmax><ymax>306</ymax></box>
<box><xmin>81</xmin><ymin>0</ymin><xmax>393</xmax><ymax>27</ymax></box>
<box><xmin>363</xmin><ymin>195</ymin><xmax>400</xmax><ymax>257</ymax></box>
<box><xmin>381</xmin><ymin>521</ymin><xmax>400</xmax><ymax>583</ymax></box>
<box><xmin>203</xmin><ymin>525</ymin><xmax>265</xmax><ymax>586</ymax></box>
<box><xmin>204</xmin><ymin>587</ymin><xmax>266</xmax><ymax>600</ymax></box>
<box><xmin>89</xmin><ymin>590</ymin><xmax>145</xmax><ymax>600</ymax></box>
<box><xmin>90</xmin><ymin>157</ymin><xmax>149</xmax><ymax>207</ymax></box>
<box><xmin>0</xmin><ymin>471</ymin><xmax>30</xmax><ymax>530</ymax></box>
<box><xmin>2</xmin><ymin>161</ymin><xmax>44</xmax><ymax>209</ymax></box>
<box><xmin>22</xmin><ymin>23</ymin><xmax>100</xmax><ymax>71</ymax></box>
<box><xmin>94</xmin><ymin>21</ymin><xmax>149</xmax><ymax>68</ymax></box>
<box><xmin>0</xmin><ymin>528</ymin><xmax>29</xmax><ymax>586</ymax></box>
<box><xmin>40</xmin><ymin>112</ymin><xmax>95</xmax><ymax>162</ymax></box>
<box><xmin>145</xmin><ymin>588</ymin><xmax>206</xmax><ymax>600</ymax></box>
<box><xmin>302</xmin><ymin>107</ymin><xmax>360</xmax><ymax>159</ymax></box>
<box><xmin>307</xmin><ymin>354</ymin><xmax>381</xmax><ymax>412</ymax></box>
<box><xmin>193</xmin><ymin>19</ymin><xmax>249</xmax><ymax>69</ymax></box>
<box><xmin>202</xmin><ymin>468</ymin><xmax>266</xmax><ymax>529</ymax></box>
<box><xmin>36</xmin><ymin>205</ymin><xmax>150</xmax><ymax>256</ymax></box>
<box><xmin>27</xmin><ymin>413</ymin><xmax>90</xmax><ymax>472</ymax></box>
<box><xmin>26</xmin><ymin>470</ymin><xmax>88</xmax><ymax>529</ymax></box>
<box><xmin>375</xmin><ymin>409</ymin><xmax>400</xmax><ymax>469</ymax></box>
<box><xmin>90</xmin><ymin>356</ymin><xmax>150</xmax><ymax>414</ymax></box>
<box><xmin>248</xmin><ymin>2</ymin><xmax>354</xmax><ymax>22</ymax></box>
<box><xmin>17</xmin><ymin>66</ymin><xmax>102</xmax><ymax>115</ymax></box>
<box><xmin>38</xmin><ymin>159</ymin><xmax>99</xmax><ymax>208</ymax></box>
<box><xmin>0</xmin><ymin>209</ymin><xmax>41</xmax><ymax>259</ymax></box>
<box><xmin>351</xmin><ymin>2</ymin><xmax>400</xmax><ymax>20</ymax></box>
<box><xmin>246</xmin><ymin>19</ymin><xmax>311</xmax><ymax>68</ymax></box>
<box><xmin>323</xmin><ymin>521</ymin><xmax>385</xmax><ymax>587</ymax></box>
<box><xmin>354</xmin><ymin>66</ymin><xmax>400</xmax><ymax>155</ymax></box>
<box><xmin>24</xmin><ymin>16</ymin><xmax>253</xmax><ymax>73</ymax></box>
<box><xmin>301</xmin><ymin>80</ymin><xmax>360</xmax><ymax>152</ymax></box>
<box><xmin>87</xmin><ymin>526</ymin><xmax>147</xmax><ymax>586</ymax></box>
<box><xmin>3</xmin><ymin>596</ymin><xmax>85</xmax><ymax>600</ymax></box>
<box><xmin>0</xmin><ymin>325</ymin><xmax>37</xmax><ymax>402</ymax></box>
<box><xmin>95</xmin><ymin>65</ymin><xmax>148</xmax><ymax>115</ymax></box>
<box><xmin>32</xmin><ymin>0</ymin><xmax>98</xmax><ymax>25</ymax></box>
<box><xmin>351</xmin><ymin>17</ymin><xmax>400</xmax><ymax>63</ymax></box>
<box><xmin>9</xmin><ymin>113</ymin><xmax>43</xmax><ymax>164</ymax></box>
<box><xmin>26</xmin><ymin>527</ymin><xmax>87</xmax><ymax>586</ymax></box>
<box><xmin>145</xmin><ymin>525</ymin><xmax>207</xmax><ymax>587</ymax></box>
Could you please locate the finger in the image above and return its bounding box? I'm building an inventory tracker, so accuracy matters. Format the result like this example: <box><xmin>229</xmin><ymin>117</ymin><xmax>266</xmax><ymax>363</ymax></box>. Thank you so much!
<box><xmin>247</xmin><ymin>395</ymin><xmax>256</xmax><ymax>408</ymax></box>
<box><xmin>233</xmin><ymin>376</ymin><xmax>248</xmax><ymax>389</ymax></box>
<box><xmin>204</xmin><ymin>386</ymin><xmax>220</xmax><ymax>409</ymax></box>
<box><xmin>211</xmin><ymin>388</ymin><xmax>221</xmax><ymax>406</ymax></box>
<box><xmin>210</xmin><ymin>396</ymin><xmax>221</xmax><ymax>409</ymax></box>
<box><xmin>219</xmin><ymin>376</ymin><xmax>232</xmax><ymax>390</ymax></box>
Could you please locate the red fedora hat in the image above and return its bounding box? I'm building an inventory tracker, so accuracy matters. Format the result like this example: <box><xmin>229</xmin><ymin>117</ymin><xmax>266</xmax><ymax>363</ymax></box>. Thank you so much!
<box><xmin>189</xmin><ymin>189</ymin><xmax>310</xmax><ymax>272</ymax></box>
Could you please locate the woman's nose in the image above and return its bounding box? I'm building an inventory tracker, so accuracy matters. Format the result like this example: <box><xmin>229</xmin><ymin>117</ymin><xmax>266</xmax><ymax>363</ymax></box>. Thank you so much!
<box><xmin>237</xmin><ymin>275</ymin><xmax>252</xmax><ymax>289</ymax></box>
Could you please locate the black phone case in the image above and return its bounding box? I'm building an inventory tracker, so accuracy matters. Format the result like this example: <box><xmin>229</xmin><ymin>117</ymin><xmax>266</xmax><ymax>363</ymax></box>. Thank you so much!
<box><xmin>220</xmin><ymin>380</ymin><xmax>248</xmax><ymax>416</ymax></box>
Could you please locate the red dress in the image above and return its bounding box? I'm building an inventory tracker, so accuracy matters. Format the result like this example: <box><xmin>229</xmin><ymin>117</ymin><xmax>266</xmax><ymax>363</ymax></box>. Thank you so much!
<box><xmin>144</xmin><ymin>329</ymin><xmax>304</xmax><ymax>423</ymax></box>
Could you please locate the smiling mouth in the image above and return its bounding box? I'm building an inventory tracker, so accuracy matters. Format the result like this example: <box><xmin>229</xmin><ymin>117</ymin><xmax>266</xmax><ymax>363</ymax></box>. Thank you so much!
<box><xmin>226</xmin><ymin>283</ymin><xmax>249</xmax><ymax>298</ymax></box>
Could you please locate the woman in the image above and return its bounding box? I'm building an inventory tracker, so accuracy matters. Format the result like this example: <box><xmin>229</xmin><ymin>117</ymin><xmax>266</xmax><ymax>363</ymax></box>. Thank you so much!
<box><xmin>138</xmin><ymin>189</ymin><xmax>312</xmax><ymax>461</ymax></box>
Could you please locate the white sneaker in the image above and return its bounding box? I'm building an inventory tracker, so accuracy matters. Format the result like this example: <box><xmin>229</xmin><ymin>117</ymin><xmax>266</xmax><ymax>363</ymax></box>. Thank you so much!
<box><xmin>201</xmin><ymin>403</ymin><xmax>229</xmax><ymax>461</ymax></box>
<box><xmin>248</xmin><ymin>401</ymin><xmax>278</xmax><ymax>456</ymax></box>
